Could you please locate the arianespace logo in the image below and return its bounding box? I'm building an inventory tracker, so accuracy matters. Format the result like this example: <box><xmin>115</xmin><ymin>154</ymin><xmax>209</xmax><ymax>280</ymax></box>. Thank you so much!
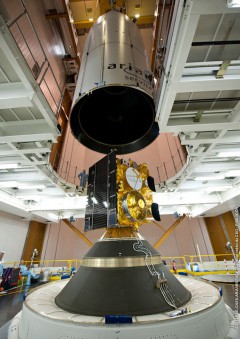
<box><xmin>107</xmin><ymin>63</ymin><xmax>153</xmax><ymax>90</ymax></box>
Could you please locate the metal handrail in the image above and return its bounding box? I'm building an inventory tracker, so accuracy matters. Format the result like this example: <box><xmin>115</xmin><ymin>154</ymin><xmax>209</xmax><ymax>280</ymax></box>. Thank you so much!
<box><xmin>7</xmin><ymin>3</ymin><xmax>64</xmax><ymax>118</ymax></box>
<box><xmin>4</xmin><ymin>253</ymin><xmax>239</xmax><ymax>273</ymax></box>
<box><xmin>50</xmin><ymin>146</ymin><xmax>188</xmax><ymax>187</ymax></box>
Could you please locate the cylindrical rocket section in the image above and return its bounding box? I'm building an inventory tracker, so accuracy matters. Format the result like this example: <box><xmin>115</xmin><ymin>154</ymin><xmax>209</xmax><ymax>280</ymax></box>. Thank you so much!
<box><xmin>70</xmin><ymin>10</ymin><xmax>159</xmax><ymax>154</ymax></box>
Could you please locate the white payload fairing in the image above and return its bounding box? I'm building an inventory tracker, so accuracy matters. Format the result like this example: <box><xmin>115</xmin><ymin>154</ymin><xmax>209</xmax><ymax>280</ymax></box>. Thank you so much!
<box><xmin>70</xmin><ymin>10</ymin><xmax>159</xmax><ymax>154</ymax></box>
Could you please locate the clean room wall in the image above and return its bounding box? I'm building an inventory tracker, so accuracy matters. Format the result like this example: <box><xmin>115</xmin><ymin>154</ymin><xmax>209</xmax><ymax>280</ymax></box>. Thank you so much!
<box><xmin>140</xmin><ymin>215</ymin><xmax>214</xmax><ymax>261</ymax></box>
<box><xmin>41</xmin><ymin>218</ymin><xmax>105</xmax><ymax>265</ymax></box>
<box><xmin>59</xmin><ymin>124</ymin><xmax>103</xmax><ymax>185</ymax></box>
<box><xmin>0</xmin><ymin>211</ymin><xmax>29</xmax><ymax>263</ymax></box>
<box><xmin>41</xmin><ymin>215</ymin><xmax>214</xmax><ymax>268</ymax></box>
<box><xmin>0</xmin><ymin>212</ymin><xmax>214</xmax><ymax>266</ymax></box>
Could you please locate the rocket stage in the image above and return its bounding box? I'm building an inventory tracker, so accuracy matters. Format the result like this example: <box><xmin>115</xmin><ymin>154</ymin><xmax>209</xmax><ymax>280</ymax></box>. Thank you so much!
<box><xmin>8</xmin><ymin>273</ymin><xmax>237</xmax><ymax>339</ymax></box>
<box><xmin>8</xmin><ymin>232</ymin><xmax>239</xmax><ymax>339</ymax></box>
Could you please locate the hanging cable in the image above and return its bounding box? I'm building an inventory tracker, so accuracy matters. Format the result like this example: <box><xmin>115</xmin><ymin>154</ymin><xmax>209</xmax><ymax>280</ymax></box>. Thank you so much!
<box><xmin>133</xmin><ymin>240</ymin><xmax>159</xmax><ymax>277</ymax></box>
<box><xmin>133</xmin><ymin>239</ymin><xmax>176</xmax><ymax>308</ymax></box>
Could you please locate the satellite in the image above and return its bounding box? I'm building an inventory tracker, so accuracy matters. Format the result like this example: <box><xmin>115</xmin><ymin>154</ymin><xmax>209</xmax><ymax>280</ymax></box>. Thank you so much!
<box><xmin>84</xmin><ymin>150</ymin><xmax>160</xmax><ymax>232</ymax></box>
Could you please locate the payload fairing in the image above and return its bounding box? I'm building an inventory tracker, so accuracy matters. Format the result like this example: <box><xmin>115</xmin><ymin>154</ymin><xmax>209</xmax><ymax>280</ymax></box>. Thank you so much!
<box><xmin>70</xmin><ymin>10</ymin><xmax>159</xmax><ymax>154</ymax></box>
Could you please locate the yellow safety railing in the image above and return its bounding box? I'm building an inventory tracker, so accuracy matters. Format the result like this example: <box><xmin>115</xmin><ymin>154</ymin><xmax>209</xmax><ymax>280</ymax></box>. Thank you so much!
<box><xmin>3</xmin><ymin>253</ymin><xmax>239</xmax><ymax>277</ymax></box>
<box><xmin>161</xmin><ymin>256</ymin><xmax>187</xmax><ymax>270</ymax></box>
<box><xmin>183</xmin><ymin>253</ymin><xmax>237</xmax><ymax>265</ymax></box>
<box><xmin>3</xmin><ymin>259</ymin><xmax>83</xmax><ymax>270</ymax></box>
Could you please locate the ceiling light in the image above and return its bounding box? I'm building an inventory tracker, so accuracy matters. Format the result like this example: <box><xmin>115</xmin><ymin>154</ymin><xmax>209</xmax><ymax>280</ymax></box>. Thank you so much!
<box><xmin>225</xmin><ymin>170</ymin><xmax>240</xmax><ymax>177</ymax></box>
<box><xmin>226</xmin><ymin>0</ymin><xmax>240</xmax><ymax>7</ymax></box>
<box><xmin>89</xmin><ymin>18</ymin><xmax>93</xmax><ymax>22</ymax></box>
<box><xmin>205</xmin><ymin>186</ymin><xmax>232</xmax><ymax>193</ymax></box>
<box><xmin>195</xmin><ymin>175</ymin><xmax>225</xmax><ymax>181</ymax></box>
<box><xmin>134</xmin><ymin>14</ymin><xmax>140</xmax><ymax>18</ymax></box>
<box><xmin>0</xmin><ymin>181</ymin><xmax>18</xmax><ymax>187</ymax></box>
<box><xmin>18</xmin><ymin>184</ymin><xmax>46</xmax><ymax>189</ymax></box>
<box><xmin>0</xmin><ymin>163</ymin><xmax>20</xmax><ymax>169</ymax></box>
<box><xmin>217</xmin><ymin>151</ymin><xmax>240</xmax><ymax>157</ymax></box>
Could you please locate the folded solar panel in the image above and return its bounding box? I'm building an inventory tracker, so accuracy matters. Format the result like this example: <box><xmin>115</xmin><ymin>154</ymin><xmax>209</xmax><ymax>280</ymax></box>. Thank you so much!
<box><xmin>84</xmin><ymin>151</ymin><xmax>117</xmax><ymax>231</ymax></box>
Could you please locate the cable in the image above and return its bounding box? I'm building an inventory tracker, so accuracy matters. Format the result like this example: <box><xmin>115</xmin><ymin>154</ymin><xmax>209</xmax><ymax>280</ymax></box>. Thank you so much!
<box><xmin>133</xmin><ymin>240</ymin><xmax>176</xmax><ymax>308</ymax></box>
<box><xmin>133</xmin><ymin>240</ymin><xmax>159</xmax><ymax>277</ymax></box>
<box><xmin>160</xmin><ymin>284</ymin><xmax>176</xmax><ymax>309</ymax></box>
